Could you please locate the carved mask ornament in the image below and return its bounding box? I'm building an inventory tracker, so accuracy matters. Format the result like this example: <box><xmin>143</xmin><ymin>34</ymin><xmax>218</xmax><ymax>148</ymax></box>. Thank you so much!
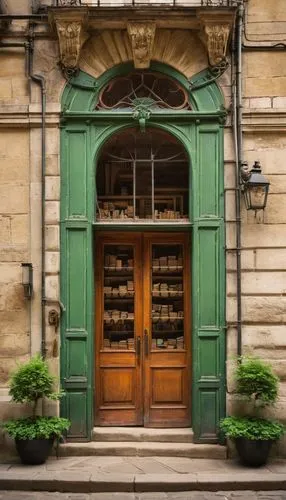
<box><xmin>127</xmin><ymin>22</ymin><xmax>156</xmax><ymax>69</ymax></box>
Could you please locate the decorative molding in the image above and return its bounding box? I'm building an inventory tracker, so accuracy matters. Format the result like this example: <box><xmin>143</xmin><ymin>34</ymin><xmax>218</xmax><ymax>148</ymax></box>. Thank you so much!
<box><xmin>127</xmin><ymin>22</ymin><xmax>156</xmax><ymax>69</ymax></box>
<box><xmin>49</xmin><ymin>10</ymin><xmax>89</xmax><ymax>78</ymax></box>
<box><xmin>198</xmin><ymin>11</ymin><xmax>234</xmax><ymax>67</ymax></box>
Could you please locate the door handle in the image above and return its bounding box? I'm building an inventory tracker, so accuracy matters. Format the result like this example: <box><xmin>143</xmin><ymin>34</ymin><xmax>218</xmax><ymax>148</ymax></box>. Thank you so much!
<box><xmin>144</xmin><ymin>329</ymin><xmax>149</xmax><ymax>356</ymax></box>
<box><xmin>136</xmin><ymin>336</ymin><xmax>141</xmax><ymax>362</ymax></box>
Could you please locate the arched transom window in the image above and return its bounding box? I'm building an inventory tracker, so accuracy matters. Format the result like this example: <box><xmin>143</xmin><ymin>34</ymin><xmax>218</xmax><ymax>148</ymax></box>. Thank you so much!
<box><xmin>96</xmin><ymin>71</ymin><xmax>191</xmax><ymax>111</ymax></box>
<box><xmin>96</xmin><ymin>127</ymin><xmax>189</xmax><ymax>223</ymax></box>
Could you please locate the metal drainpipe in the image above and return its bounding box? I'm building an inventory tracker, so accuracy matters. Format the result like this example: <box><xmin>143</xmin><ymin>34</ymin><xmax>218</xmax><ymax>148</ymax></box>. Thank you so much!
<box><xmin>28</xmin><ymin>35</ymin><xmax>47</xmax><ymax>359</ymax></box>
<box><xmin>235</xmin><ymin>3</ymin><xmax>244</xmax><ymax>357</ymax></box>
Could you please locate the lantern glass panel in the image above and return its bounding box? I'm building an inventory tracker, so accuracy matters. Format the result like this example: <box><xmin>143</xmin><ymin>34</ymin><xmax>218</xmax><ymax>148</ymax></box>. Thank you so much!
<box><xmin>248</xmin><ymin>185</ymin><xmax>268</xmax><ymax>210</ymax></box>
<box><xmin>22</xmin><ymin>264</ymin><xmax>31</xmax><ymax>285</ymax></box>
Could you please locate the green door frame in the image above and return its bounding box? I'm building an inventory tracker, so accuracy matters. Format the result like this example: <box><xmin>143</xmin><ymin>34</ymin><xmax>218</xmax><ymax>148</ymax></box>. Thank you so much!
<box><xmin>60</xmin><ymin>62</ymin><xmax>226</xmax><ymax>442</ymax></box>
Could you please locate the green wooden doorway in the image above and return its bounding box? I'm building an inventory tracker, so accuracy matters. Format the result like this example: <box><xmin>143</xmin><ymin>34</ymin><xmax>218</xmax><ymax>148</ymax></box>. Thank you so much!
<box><xmin>60</xmin><ymin>62</ymin><xmax>226</xmax><ymax>442</ymax></box>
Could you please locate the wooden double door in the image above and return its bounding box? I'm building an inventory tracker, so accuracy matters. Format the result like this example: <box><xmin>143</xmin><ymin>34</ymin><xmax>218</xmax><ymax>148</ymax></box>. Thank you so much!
<box><xmin>95</xmin><ymin>232</ymin><xmax>191</xmax><ymax>427</ymax></box>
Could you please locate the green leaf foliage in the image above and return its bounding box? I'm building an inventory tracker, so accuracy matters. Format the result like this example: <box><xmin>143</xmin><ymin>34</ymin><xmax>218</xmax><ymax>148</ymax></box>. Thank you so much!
<box><xmin>9</xmin><ymin>355</ymin><xmax>61</xmax><ymax>404</ymax></box>
<box><xmin>235</xmin><ymin>357</ymin><xmax>279</xmax><ymax>406</ymax></box>
<box><xmin>2</xmin><ymin>417</ymin><xmax>70</xmax><ymax>440</ymax></box>
<box><xmin>220</xmin><ymin>416</ymin><xmax>284</xmax><ymax>441</ymax></box>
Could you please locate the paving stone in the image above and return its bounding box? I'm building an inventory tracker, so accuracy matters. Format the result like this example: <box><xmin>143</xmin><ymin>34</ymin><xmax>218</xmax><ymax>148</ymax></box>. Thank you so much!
<box><xmin>89</xmin><ymin>473</ymin><xmax>134</xmax><ymax>493</ymax></box>
<box><xmin>0</xmin><ymin>465</ymin><xmax>12</xmax><ymax>471</ymax></box>
<box><xmin>229</xmin><ymin>492</ymin><xmax>258</xmax><ymax>499</ymax></box>
<box><xmin>166</xmin><ymin>493</ymin><xmax>218</xmax><ymax>499</ymax></box>
<box><xmin>66</xmin><ymin>495</ymin><xmax>91</xmax><ymax>500</ymax></box>
<box><xmin>265</xmin><ymin>462</ymin><xmax>286</xmax><ymax>474</ymax></box>
<box><xmin>90</xmin><ymin>495</ymin><xmax>136</xmax><ymax>500</ymax></box>
<box><xmin>257</xmin><ymin>494</ymin><xmax>286</xmax><ymax>500</ymax></box>
<box><xmin>134</xmin><ymin>473</ymin><xmax>198</xmax><ymax>492</ymax></box>
<box><xmin>98</xmin><ymin>459</ymin><xmax>143</xmax><ymax>474</ymax></box>
<box><xmin>135</xmin><ymin>494</ymin><xmax>168</xmax><ymax>499</ymax></box>
<box><xmin>156</xmin><ymin>458</ymin><xmax>227</xmax><ymax>473</ymax></box>
<box><xmin>126</xmin><ymin>457</ymin><xmax>174</xmax><ymax>474</ymax></box>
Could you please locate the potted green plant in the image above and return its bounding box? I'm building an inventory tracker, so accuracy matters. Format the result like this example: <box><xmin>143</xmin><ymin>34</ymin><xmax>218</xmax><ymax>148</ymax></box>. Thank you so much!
<box><xmin>220</xmin><ymin>356</ymin><xmax>284</xmax><ymax>467</ymax></box>
<box><xmin>2</xmin><ymin>355</ymin><xmax>70</xmax><ymax>465</ymax></box>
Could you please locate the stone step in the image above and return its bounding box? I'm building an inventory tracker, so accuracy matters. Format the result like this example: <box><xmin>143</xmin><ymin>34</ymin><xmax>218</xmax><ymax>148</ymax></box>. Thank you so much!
<box><xmin>92</xmin><ymin>427</ymin><xmax>194</xmax><ymax>443</ymax></box>
<box><xmin>59</xmin><ymin>441</ymin><xmax>226</xmax><ymax>459</ymax></box>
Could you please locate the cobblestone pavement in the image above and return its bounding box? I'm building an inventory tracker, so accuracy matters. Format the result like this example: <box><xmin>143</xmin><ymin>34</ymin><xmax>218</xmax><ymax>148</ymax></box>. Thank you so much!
<box><xmin>1</xmin><ymin>491</ymin><xmax>286</xmax><ymax>499</ymax></box>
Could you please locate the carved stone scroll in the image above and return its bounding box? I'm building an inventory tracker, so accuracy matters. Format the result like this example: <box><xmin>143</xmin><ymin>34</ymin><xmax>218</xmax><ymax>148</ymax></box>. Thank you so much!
<box><xmin>198</xmin><ymin>11</ymin><xmax>234</xmax><ymax>67</ymax></box>
<box><xmin>49</xmin><ymin>9</ymin><xmax>89</xmax><ymax>78</ymax></box>
<box><xmin>204</xmin><ymin>24</ymin><xmax>230</xmax><ymax>66</ymax></box>
<box><xmin>56</xmin><ymin>20</ymin><xmax>84</xmax><ymax>76</ymax></box>
<box><xmin>127</xmin><ymin>22</ymin><xmax>156</xmax><ymax>69</ymax></box>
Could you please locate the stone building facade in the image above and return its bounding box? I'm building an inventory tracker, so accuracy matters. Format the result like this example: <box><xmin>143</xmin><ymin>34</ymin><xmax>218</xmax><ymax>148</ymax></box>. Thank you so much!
<box><xmin>0</xmin><ymin>0</ymin><xmax>286</xmax><ymax>452</ymax></box>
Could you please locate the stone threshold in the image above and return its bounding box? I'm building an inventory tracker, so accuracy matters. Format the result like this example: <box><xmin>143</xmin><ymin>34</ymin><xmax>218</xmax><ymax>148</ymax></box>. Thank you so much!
<box><xmin>1</xmin><ymin>469</ymin><xmax>286</xmax><ymax>493</ymax></box>
<box><xmin>58</xmin><ymin>441</ymin><xmax>226</xmax><ymax>459</ymax></box>
<box><xmin>92</xmin><ymin>427</ymin><xmax>194</xmax><ymax>442</ymax></box>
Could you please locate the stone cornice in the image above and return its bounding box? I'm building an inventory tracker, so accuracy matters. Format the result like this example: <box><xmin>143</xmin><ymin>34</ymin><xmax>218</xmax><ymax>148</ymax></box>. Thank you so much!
<box><xmin>0</xmin><ymin>106</ymin><xmax>286</xmax><ymax>131</ymax></box>
<box><xmin>0</xmin><ymin>104</ymin><xmax>61</xmax><ymax>127</ymax></box>
<box><xmin>48</xmin><ymin>6</ymin><xmax>236</xmax><ymax>76</ymax></box>
<box><xmin>242</xmin><ymin>109</ymin><xmax>286</xmax><ymax>132</ymax></box>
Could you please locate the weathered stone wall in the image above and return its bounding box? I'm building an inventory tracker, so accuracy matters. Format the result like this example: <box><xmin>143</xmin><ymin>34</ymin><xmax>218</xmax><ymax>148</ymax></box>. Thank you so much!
<box><xmin>225</xmin><ymin>0</ymin><xmax>286</xmax><ymax>451</ymax></box>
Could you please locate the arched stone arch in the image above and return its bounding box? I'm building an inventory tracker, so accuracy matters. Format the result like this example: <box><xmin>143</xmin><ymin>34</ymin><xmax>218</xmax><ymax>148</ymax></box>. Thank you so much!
<box><xmin>60</xmin><ymin>61</ymin><xmax>226</xmax><ymax>442</ymax></box>
<box><xmin>80</xmin><ymin>30</ymin><xmax>207</xmax><ymax>81</ymax></box>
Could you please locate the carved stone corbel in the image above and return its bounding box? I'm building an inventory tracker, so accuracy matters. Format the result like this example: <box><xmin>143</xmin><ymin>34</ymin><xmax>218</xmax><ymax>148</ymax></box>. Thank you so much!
<box><xmin>198</xmin><ymin>11</ymin><xmax>234</xmax><ymax>67</ymax></box>
<box><xmin>49</xmin><ymin>10</ymin><xmax>89</xmax><ymax>78</ymax></box>
<box><xmin>127</xmin><ymin>22</ymin><xmax>156</xmax><ymax>69</ymax></box>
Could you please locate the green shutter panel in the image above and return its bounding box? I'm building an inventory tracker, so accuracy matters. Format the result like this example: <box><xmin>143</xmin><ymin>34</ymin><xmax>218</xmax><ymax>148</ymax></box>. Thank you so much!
<box><xmin>60</xmin><ymin>126</ymin><xmax>93</xmax><ymax>440</ymax></box>
<box><xmin>192</xmin><ymin>124</ymin><xmax>225</xmax><ymax>443</ymax></box>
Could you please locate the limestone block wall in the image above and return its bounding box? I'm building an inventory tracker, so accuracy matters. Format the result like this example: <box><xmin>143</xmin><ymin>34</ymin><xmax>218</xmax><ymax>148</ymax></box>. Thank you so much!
<box><xmin>0</xmin><ymin>31</ymin><xmax>63</xmax><ymax>421</ymax></box>
<box><xmin>225</xmin><ymin>0</ymin><xmax>286</xmax><ymax>448</ymax></box>
<box><xmin>0</xmin><ymin>124</ymin><xmax>31</xmax><ymax>421</ymax></box>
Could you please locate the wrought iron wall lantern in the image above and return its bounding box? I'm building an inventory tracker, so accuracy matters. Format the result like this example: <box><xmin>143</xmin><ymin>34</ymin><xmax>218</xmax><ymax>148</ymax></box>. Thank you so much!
<box><xmin>21</xmin><ymin>263</ymin><xmax>33</xmax><ymax>299</ymax></box>
<box><xmin>241</xmin><ymin>161</ymin><xmax>270</xmax><ymax>212</ymax></box>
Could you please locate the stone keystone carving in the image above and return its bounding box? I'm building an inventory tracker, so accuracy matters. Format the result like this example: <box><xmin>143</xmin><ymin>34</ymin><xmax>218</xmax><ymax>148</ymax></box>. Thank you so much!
<box><xmin>127</xmin><ymin>22</ymin><xmax>156</xmax><ymax>69</ymax></box>
<box><xmin>204</xmin><ymin>24</ymin><xmax>230</xmax><ymax>66</ymax></box>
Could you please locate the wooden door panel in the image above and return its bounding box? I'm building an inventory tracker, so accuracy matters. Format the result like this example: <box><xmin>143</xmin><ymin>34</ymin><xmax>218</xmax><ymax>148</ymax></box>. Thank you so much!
<box><xmin>100</xmin><ymin>368</ymin><xmax>136</xmax><ymax>405</ymax></box>
<box><xmin>95</xmin><ymin>233</ymin><xmax>143</xmax><ymax>426</ymax></box>
<box><xmin>95</xmin><ymin>232</ymin><xmax>191</xmax><ymax>427</ymax></box>
<box><xmin>143</xmin><ymin>233</ymin><xmax>191</xmax><ymax>427</ymax></box>
<box><xmin>151</xmin><ymin>368</ymin><xmax>185</xmax><ymax>404</ymax></box>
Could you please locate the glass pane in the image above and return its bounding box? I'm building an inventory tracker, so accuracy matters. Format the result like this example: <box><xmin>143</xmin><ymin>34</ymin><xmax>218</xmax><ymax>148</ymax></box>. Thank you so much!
<box><xmin>151</xmin><ymin>244</ymin><xmax>184</xmax><ymax>350</ymax></box>
<box><xmin>96</xmin><ymin>128</ymin><xmax>189</xmax><ymax>223</ymax></box>
<box><xmin>103</xmin><ymin>245</ymin><xmax>135</xmax><ymax>350</ymax></box>
<box><xmin>97</xmin><ymin>161</ymin><xmax>134</xmax><ymax>220</ymax></box>
<box><xmin>136</xmin><ymin>160</ymin><xmax>153</xmax><ymax>220</ymax></box>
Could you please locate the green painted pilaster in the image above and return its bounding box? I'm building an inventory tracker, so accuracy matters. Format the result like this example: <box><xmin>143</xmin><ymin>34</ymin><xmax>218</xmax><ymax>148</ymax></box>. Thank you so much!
<box><xmin>60</xmin><ymin>125</ymin><xmax>94</xmax><ymax>440</ymax></box>
<box><xmin>192</xmin><ymin>123</ymin><xmax>226</xmax><ymax>442</ymax></box>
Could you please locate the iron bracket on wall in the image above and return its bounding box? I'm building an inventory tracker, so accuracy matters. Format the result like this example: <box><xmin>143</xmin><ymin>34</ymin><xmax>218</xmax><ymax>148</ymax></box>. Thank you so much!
<box><xmin>189</xmin><ymin>58</ymin><xmax>229</xmax><ymax>91</ymax></box>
